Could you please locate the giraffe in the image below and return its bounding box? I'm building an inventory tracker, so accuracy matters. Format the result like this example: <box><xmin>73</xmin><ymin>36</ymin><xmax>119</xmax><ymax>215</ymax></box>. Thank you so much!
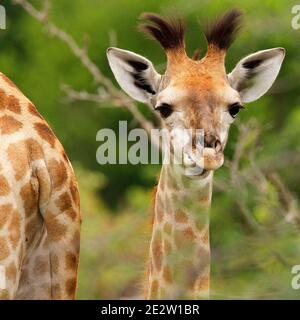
<box><xmin>0</xmin><ymin>72</ymin><xmax>81</xmax><ymax>300</ymax></box>
<box><xmin>107</xmin><ymin>9</ymin><xmax>285</xmax><ymax>299</ymax></box>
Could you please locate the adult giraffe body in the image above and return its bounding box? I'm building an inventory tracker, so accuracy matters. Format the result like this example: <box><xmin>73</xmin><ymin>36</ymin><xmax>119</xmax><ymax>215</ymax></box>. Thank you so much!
<box><xmin>0</xmin><ymin>72</ymin><xmax>81</xmax><ymax>300</ymax></box>
<box><xmin>107</xmin><ymin>9</ymin><xmax>285</xmax><ymax>299</ymax></box>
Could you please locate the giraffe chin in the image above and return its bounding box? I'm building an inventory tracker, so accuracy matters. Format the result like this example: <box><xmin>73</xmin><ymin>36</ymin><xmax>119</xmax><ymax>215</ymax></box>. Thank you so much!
<box><xmin>203</xmin><ymin>147</ymin><xmax>224</xmax><ymax>171</ymax></box>
<box><xmin>183</xmin><ymin>147</ymin><xmax>224</xmax><ymax>177</ymax></box>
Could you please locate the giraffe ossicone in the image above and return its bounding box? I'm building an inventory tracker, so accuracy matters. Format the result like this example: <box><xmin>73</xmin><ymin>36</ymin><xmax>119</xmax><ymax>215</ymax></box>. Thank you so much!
<box><xmin>107</xmin><ymin>9</ymin><xmax>285</xmax><ymax>299</ymax></box>
<box><xmin>0</xmin><ymin>72</ymin><xmax>81</xmax><ymax>300</ymax></box>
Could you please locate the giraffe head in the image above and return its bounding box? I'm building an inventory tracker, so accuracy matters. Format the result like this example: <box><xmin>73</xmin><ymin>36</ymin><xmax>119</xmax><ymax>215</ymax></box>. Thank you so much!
<box><xmin>107</xmin><ymin>9</ymin><xmax>285</xmax><ymax>176</ymax></box>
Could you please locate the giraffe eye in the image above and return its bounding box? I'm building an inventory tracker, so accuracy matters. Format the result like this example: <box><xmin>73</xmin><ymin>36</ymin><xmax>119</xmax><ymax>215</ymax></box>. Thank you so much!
<box><xmin>155</xmin><ymin>103</ymin><xmax>173</xmax><ymax>119</ymax></box>
<box><xmin>229</xmin><ymin>103</ymin><xmax>244</xmax><ymax>118</ymax></box>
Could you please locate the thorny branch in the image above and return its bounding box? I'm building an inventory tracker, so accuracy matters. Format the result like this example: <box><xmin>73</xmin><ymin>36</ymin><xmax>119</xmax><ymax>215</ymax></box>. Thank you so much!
<box><xmin>12</xmin><ymin>0</ymin><xmax>157</xmax><ymax>137</ymax></box>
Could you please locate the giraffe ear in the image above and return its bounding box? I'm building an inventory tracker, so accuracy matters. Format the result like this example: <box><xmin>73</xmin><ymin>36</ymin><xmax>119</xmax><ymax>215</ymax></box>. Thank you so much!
<box><xmin>107</xmin><ymin>47</ymin><xmax>161</xmax><ymax>103</ymax></box>
<box><xmin>228</xmin><ymin>48</ymin><xmax>285</xmax><ymax>103</ymax></box>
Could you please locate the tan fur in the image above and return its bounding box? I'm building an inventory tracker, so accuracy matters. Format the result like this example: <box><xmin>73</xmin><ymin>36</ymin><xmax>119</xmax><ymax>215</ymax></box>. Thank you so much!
<box><xmin>0</xmin><ymin>73</ymin><xmax>81</xmax><ymax>300</ymax></box>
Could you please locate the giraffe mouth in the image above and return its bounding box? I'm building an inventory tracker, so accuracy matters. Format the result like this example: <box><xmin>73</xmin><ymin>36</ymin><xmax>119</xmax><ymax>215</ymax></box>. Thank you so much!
<box><xmin>184</xmin><ymin>147</ymin><xmax>224</xmax><ymax>174</ymax></box>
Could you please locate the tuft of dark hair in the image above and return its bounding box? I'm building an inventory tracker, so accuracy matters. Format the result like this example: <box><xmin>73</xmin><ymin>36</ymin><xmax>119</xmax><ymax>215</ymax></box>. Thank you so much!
<box><xmin>204</xmin><ymin>9</ymin><xmax>243</xmax><ymax>50</ymax></box>
<box><xmin>139</xmin><ymin>12</ymin><xmax>185</xmax><ymax>50</ymax></box>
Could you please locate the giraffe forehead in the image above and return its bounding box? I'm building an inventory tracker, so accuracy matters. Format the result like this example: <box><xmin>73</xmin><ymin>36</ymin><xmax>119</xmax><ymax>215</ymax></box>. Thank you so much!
<box><xmin>159</xmin><ymin>77</ymin><xmax>237</xmax><ymax>109</ymax></box>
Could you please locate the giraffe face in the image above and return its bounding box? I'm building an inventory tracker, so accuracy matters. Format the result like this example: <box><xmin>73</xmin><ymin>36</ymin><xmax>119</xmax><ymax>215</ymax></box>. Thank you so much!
<box><xmin>107</xmin><ymin>11</ymin><xmax>285</xmax><ymax>176</ymax></box>
<box><xmin>153</xmin><ymin>61</ymin><xmax>242</xmax><ymax>173</ymax></box>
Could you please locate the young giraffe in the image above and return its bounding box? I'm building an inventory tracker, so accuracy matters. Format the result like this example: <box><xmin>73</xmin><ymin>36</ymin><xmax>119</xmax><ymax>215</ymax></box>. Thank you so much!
<box><xmin>107</xmin><ymin>9</ymin><xmax>285</xmax><ymax>299</ymax></box>
<box><xmin>0</xmin><ymin>73</ymin><xmax>81</xmax><ymax>300</ymax></box>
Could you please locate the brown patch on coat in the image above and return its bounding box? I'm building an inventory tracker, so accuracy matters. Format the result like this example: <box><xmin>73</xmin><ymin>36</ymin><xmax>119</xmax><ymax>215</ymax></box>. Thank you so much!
<box><xmin>65</xmin><ymin>252</ymin><xmax>78</xmax><ymax>271</ymax></box>
<box><xmin>6</xmin><ymin>262</ymin><xmax>17</xmax><ymax>280</ymax></box>
<box><xmin>44</xmin><ymin>211</ymin><xmax>67</xmax><ymax>241</ymax></box>
<box><xmin>0</xmin><ymin>89</ymin><xmax>7</xmax><ymax>110</ymax></box>
<box><xmin>55</xmin><ymin>192</ymin><xmax>77</xmax><ymax>221</ymax></box>
<box><xmin>8</xmin><ymin>209</ymin><xmax>21</xmax><ymax>249</ymax></box>
<box><xmin>65</xmin><ymin>278</ymin><xmax>77</xmax><ymax>298</ymax></box>
<box><xmin>70</xmin><ymin>179</ymin><xmax>80</xmax><ymax>207</ymax></box>
<box><xmin>0</xmin><ymin>236</ymin><xmax>9</xmax><ymax>260</ymax></box>
<box><xmin>34</xmin><ymin>122</ymin><xmax>56</xmax><ymax>148</ymax></box>
<box><xmin>0</xmin><ymin>204</ymin><xmax>13</xmax><ymax>229</ymax></box>
<box><xmin>27</xmin><ymin>102</ymin><xmax>43</xmax><ymax>119</ymax></box>
<box><xmin>151</xmin><ymin>230</ymin><xmax>163</xmax><ymax>272</ymax></box>
<box><xmin>155</xmin><ymin>196</ymin><xmax>164</xmax><ymax>223</ymax></box>
<box><xmin>175</xmin><ymin>209</ymin><xmax>189</xmax><ymax>224</ymax></box>
<box><xmin>48</xmin><ymin>158</ymin><xmax>68</xmax><ymax>190</ymax></box>
<box><xmin>0</xmin><ymin>115</ymin><xmax>23</xmax><ymax>135</ymax></box>
<box><xmin>174</xmin><ymin>227</ymin><xmax>196</xmax><ymax>249</ymax></box>
<box><xmin>20</xmin><ymin>181</ymin><xmax>38</xmax><ymax>218</ymax></box>
<box><xmin>7</xmin><ymin>140</ymin><xmax>29</xmax><ymax>181</ymax></box>
<box><xmin>26</xmin><ymin>138</ymin><xmax>44</xmax><ymax>160</ymax></box>
<box><xmin>7</xmin><ymin>95</ymin><xmax>21</xmax><ymax>113</ymax></box>
<box><xmin>0</xmin><ymin>175</ymin><xmax>10</xmax><ymax>196</ymax></box>
<box><xmin>1</xmin><ymin>74</ymin><xmax>18</xmax><ymax>89</ymax></box>
<box><xmin>149</xmin><ymin>279</ymin><xmax>159</xmax><ymax>300</ymax></box>
<box><xmin>163</xmin><ymin>265</ymin><xmax>173</xmax><ymax>283</ymax></box>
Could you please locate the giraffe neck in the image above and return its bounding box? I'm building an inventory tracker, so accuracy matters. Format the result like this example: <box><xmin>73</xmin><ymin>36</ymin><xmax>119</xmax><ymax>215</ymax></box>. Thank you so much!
<box><xmin>147</xmin><ymin>163</ymin><xmax>213</xmax><ymax>299</ymax></box>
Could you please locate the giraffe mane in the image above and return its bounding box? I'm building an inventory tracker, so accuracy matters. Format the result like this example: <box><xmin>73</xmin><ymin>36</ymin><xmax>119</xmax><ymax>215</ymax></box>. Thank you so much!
<box><xmin>204</xmin><ymin>8</ymin><xmax>243</xmax><ymax>50</ymax></box>
<box><xmin>138</xmin><ymin>12</ymin><xmax>186</xmax><ymax>51</ymax></box>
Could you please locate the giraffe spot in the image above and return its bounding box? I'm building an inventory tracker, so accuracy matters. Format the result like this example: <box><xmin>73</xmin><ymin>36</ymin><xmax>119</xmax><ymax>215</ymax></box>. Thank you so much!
<box><xmin>65</xmin><ymin>278</ymin><xmax>77</xmax><ymax>298</ymax></box>
<box><xmin>48</xmin><ymin>158</ymin><xmax>68</xmax><ymax>190</ymax></box>
<box><xmin>61</xmin><ymin>150</ymin><xmax>69</xmax><ymax>162</ymax></box>
<box><xmin>55</xmin><ymin>192</ymin><xmax>77</xmax><ymax>221</ymax></box>
<box><xmin>26</xmin><ymin>138</ymin><xmax>43</xmax><ymax>160</ymax></box>
<box><xmin>163</xmin><ymin>265</ymin><xmax>173</xmax><ymax>283</ymax></box>
<box><xmin>65</xmin><ymin>252</ymin><xmax>78</xmax><ymax>271</ymax></box>
<box><xmin>196</xmin><ymin>274</ymin><xmax>210</xmax><ymax>292</ymax></box>
<box><xmin>0</xmin><ymin>115</ymin><xmax>23</xmax><ymax>135</ymax></box>
<box><xmin>20</xmin><ymin>181</ymin><xmax>38</xmax><ymax>218</ymax></box>
<box><xmin>53</xmin><ymin>283</ymin><xmax>61</xmax><ymax>299</ymax></box>
<box><xmin>0</xmin><ymin>175</ymin><xmax>10</xmax><ymax>196</ymax></box>
<box><xmin>163</xmin><ymin>222</ymin><xmax>172</xmax><ymax>236</ymax></box>
<box><xmin>70</xmin><ymin>179</ymin><xmax>80</xmax><ymax>207</ymax></box>
<box><xmin>0</xmin><ymin>204</ymin><xmax>13</xmax><ymax>229</ymax></box>
<box><xmin>1</xmin><ymin>74</ymin><xmax>17</xmax><ymax>89</ymax></box>
<box><xmin>163</xmin><ymin>238</ymin><xmax>172</xmax><ymax>256</ymax></box>
<box><xmin>175</xmin><ymin>209</ymin><xmax>189</xmax><ymax>224</ymax></box>
<box><xmin>34</xmin><ymin>122</ymin><xmax>56</xmax><ymax>148</ymax></box>
<box><xmin>7</xmin><ymin>95</ymin><xmax>21</xmax><ymax>113</ymax></box>
<box><xmin>149</xmin><ymin>280</ymin><xmax>159</xmax><ymax>300</ymax></box>
<box><xmin>6</xmin><ymin>262</ymin><xmax>17</xmax><ymax>280</ymax></box>
<box><xmin>52</xmin><ymin>254</ymin><xmax>59</xmax><ymax>274</ymax></box>
<box><xmin>0</xmin><ymin>90</ymin><xmax>7</xmax><ymax>111</ymax></box>
<box><xmin>174</xmin><ymin>227</ymin><xmax>196</xmax><ymax>249</ymax></box>
<box><xmin>0</xmin><ymin>236</ymin><xmax>9</xmax><ymax>260</ymax></box>
<box><xmin>7</xmin><ymin>140</ymin><xmax>29</xmax><ymax>181</ymax></box>
<box><xmin>151</xmin><ymin>230</ymin><xmax>163</xmax><ymax>272</ymax></box>
<box><xmin>44</xmin><ymin>211</ymin><xmax>67</xmax><ymax>242</ymax></box>
<box><xmin>8</xmin><ymin>209</ymin><xmax>21</xmax><ymax>249</ymax></box>
<box><xmin>155</xmin><ymin>197</ymin><xmax>164</xmax><ymax>223</ymax></box>
<box><xmin>71</xmin><ymin>230</ymin><xmax>80</xmax><ymax>253</ymax></box>
<box><xmin>27</xmin><ymin>102</ymin><xmax>43</xmax><ymax>119</ymax></box>
<box><xmin>34</xmin><ymin>255</ymin><xmax>49</xmax><ymax>276</ymax></box>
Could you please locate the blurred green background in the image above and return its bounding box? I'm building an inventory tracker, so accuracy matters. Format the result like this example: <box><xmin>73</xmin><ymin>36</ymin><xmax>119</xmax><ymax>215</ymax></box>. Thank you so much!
<box><xmin>1</xmin><ymin>0</ymin><xmax>300</xmax><ymax>299</ymax></box>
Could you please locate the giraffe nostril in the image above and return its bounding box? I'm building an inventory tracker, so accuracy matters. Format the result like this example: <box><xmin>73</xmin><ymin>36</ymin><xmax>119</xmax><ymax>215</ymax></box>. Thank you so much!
<box><xmin>204</xmin><ymin>136</ymin><xmax>222</xmax><ymax>152</ymax></box>
<box><xmin>214</xmin><ymin>140</ymin><xmax>222</xmax><ymax>153</ymax></box>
